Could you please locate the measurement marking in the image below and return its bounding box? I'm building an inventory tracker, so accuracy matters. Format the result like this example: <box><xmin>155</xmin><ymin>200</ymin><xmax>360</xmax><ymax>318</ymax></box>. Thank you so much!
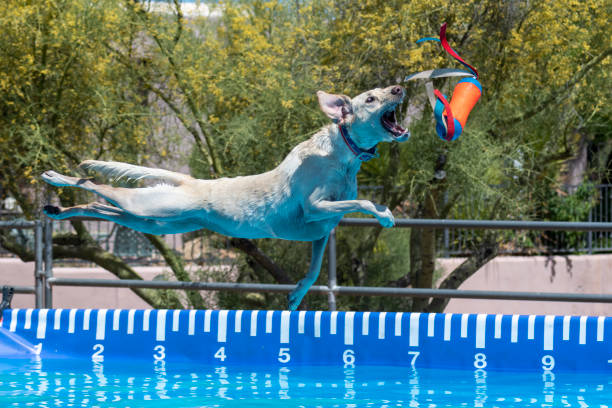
<box><xmin>298</xmin><ymin>311</ymin><xmax>306</xmax><ymax>334</ymax></box>
<box><xmin>112</xmin><ymin>310</ymin><xmax>121</xmax><ymax>331</ymax></box>
<box><xmin>444</xmin><ymin>313</ymin><xmax>452</xmax><ymax>341</ymax></box>
<box><xmin>156</xmin><ymin>310</ymin><xmax>167</xmax><ymax>342</ymax></box>
<box><xmin>23</xmin><ymin>308</ymin><xmax>33</xmax><ymax>330</ymax></box>
<box><xmin>362</xmin><ymin>312</ymin><xmax>370</xmax><ymax>336</ymax></box>
<box><xmin>527</xmin><ymin>315</ymin><xmax>535</xmax><ymax>340</ymax></box>
<box><xmin>36</xmin><ymin>309</ymin><xmax>48</xmax><ymax>339</ymax></box>
<box><xmin>204</xmin><ymin>310</ymin><xmax>212</xmax><ymax>332</ymax></box>
<box><xmin>563</xmin><ymin>316</ymin><xmax>571</xmax><ymax>340</ymax></box>
<box><xmin>409</xmin><ymin>313</ymin><xmax>420</xmax><ymax>347</ymax></box>
<box><xmin>597</xmin><ymin>316</ymin><xmax>604</xmax><ymax>342</ymax></box>
<box><xmin>475</xmin><ymin>314</ymin><xmax>486</xmax><ymax>349</ymax></box>
<box><xmin>250</xmin><ymin>311</ymin><xmax>258</xmax><ymax>336</ymax></box>
<box><xmin>96</xmin><ymin>309</ymin><xmax>107</xmax><ymax>340</ymax></box>
<box><xmin>10</xmin><ymin>309</ymin><xmax>18</xmax><ymax>332</ymax></box>
<box><xmin>68</xmin><ymin>309</ymin><xmax>76</xmax><ymax>334</ymax></box>
<box><xmin>330</xmin><ymin>311</ymin><xmax>338</xmax><ymax>335</ymax></box>
<box><xmin>83</xmin><ymin>309</ymin><xmax>91</xmax><ymax>331</ymax></box>
<box><xmin>460</xmin><ymin>314</ymin><xmax>468</xmax><ymax>338</ymax></box>
<box><xmin>543</xmin><ymin>315</ymin><xmax>554</xmax><ymax>351</ymax></box>
<box><xmin>494</xmin><ymin>314</ymin><xmax>502</xmax><ymax>339</ymax></box>
<box><xmin>266</xmin><ymin>311</ymin><xmax>274</xmax><ymax>334</ymax></box>
<box><xmin>280</xmin><ymin>311</ymin><xmax>290</xmax><ymax>344</ymax></box>
<box><xmin>511</xmin><ymin>315</ymin><xmax>519</xmax><ymax>343</ymax></box>
<box><xmin>54</xmin><ymin>309</ymin><xmax>63</xmax><ymax>330</ymax></box>
<box><xmin>143</xmin><ymin>310</ymin><xmax>151</xmax><ymax>332</ymax></box>
<box><xmin>127</xmin><ymin>309</ymin><xmax>136</xmax><ymax>334</ymax></box>
<box><xmin>378</xmin><ymin>312</ymin><xmax>386</xmax><ymax>340</ymax></box>
<box><xmin>395</xmin><ymin>312</ymin><xmax>403</xmax><ymax>336</ymax></box>
<box><xmin>217</xmin><ymin>310</ymin><xmax>228</xmax><ymax>343</ymax></box>
<box><xmin>344</xmin><ymin>312</ymin><xmax>355</xmax><ymax>345</ymax></box>
<box><xmin>427</xmin><ymin>313</ymin><xmax>435</xmax><ymax>337</ymax></box>
<box><xmin>188</xmin><ymin>310</ymin><xmax>196</xmax><ymax>335</ymax></box>
<box><xmin>172</xmin><ymin>310</ymin><xmax>180</xmax><ymax>332</ymax></box>
<box><xmin>314</xmin><ymin>311</ymin><xmax>322</xmax><ymax>338</ymax></box>
<box><xmin>235</xmin><ymin>310</ymin><xmax>243</xmax><ymax>333</ymax></box>
<box><xmin>579</xmin><ymin>316</ymin><xmax>587</xmax><ymax>345</ymax></box>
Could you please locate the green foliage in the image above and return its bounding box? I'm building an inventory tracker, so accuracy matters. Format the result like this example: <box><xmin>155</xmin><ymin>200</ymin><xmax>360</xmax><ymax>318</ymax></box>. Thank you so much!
<box><xmin>0</xmin><ymin>0</ymin><xmax>609</xmax><ymax>310</ymax></box>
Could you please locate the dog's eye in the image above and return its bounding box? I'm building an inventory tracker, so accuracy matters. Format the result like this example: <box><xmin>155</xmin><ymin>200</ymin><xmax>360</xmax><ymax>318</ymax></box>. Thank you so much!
<box><xmin>365</xmin><ymin>96</ymin><xmax>375</xmax><ymax>103</ymax></box>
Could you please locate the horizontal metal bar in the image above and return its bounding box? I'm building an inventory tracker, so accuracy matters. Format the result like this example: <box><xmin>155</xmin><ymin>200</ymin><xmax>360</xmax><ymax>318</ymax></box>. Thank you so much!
<box><xmin>340</xmin><ymin>218</ymin><xmax>612</xmax><ymax>231</ymax></box>
<box><xmin>10</xmin><ymin>286</ymin><xmax>36</xmax><ymax>294</ymax></box>
<box><xmin>47</xmin><ymin>278</ymin><xmax>612</xmax><ymax>303</ymax></box>
<box><xmin>0</xmin><ymin>220</ymin><xmax>37</xmax><ymax>229</ymax></box>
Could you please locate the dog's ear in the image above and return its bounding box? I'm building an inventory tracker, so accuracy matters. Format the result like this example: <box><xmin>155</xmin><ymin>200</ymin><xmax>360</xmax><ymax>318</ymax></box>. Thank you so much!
<box><xmin>317</xmin><ymin>91</ymin><xmax>353</xmax><ymax>124</ymax></box>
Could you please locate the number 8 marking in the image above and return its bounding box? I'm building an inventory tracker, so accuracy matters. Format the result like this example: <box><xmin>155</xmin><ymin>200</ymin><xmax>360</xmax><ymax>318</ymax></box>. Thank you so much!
<box><xmin>474</xmin><ymin>353</ymin><xmax>487</xmax><ymax>369</ymax></box>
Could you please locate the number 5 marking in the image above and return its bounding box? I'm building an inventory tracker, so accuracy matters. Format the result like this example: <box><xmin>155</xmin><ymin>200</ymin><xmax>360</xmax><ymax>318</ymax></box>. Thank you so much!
<box><xmin>408</xmin><ymin>351</ymin><xmax>420</xmax><ymax>367</ymax></box>
<box><xmin>278</xmin><ymin>348</ymin><xmax>290</xmax><ymax>363</ymax></box>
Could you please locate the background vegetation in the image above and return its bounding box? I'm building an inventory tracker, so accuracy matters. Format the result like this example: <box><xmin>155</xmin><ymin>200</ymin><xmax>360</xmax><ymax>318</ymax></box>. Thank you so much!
<box><xmin>1</xmin><ymin>0</ymin><xmax>610</xmax><ymax>311</ymax></box>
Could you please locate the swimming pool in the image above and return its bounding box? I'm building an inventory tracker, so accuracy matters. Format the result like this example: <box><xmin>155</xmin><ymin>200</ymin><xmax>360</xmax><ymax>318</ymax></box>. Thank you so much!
<box><xmin>1</xmin><ymin>309</ymin><xmax>610</xmax><ymax>407</ymax></box>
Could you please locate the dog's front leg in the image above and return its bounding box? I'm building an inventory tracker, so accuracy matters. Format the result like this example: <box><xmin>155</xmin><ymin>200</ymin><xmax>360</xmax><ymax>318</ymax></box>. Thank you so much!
<box><xmin>287</xmin><ymin>235</ymin><xmax>329</xmax><ymax>311</ymax></box>
<box><xmin>305</xmin><ymin>199</ymin><xmax>395</xmax><ymax>227</ymax></box>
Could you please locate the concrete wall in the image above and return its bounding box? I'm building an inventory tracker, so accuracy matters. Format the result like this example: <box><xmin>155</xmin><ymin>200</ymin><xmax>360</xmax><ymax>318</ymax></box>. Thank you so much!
<box><xmin>439</xmin><ymin>255</ymin><xmax>612</xmax><ymax>315</ymax></box>
<box><xmin>1</xmin><ymin>255</ymin><xmax>611</xmax><ymax>315</ymax></box>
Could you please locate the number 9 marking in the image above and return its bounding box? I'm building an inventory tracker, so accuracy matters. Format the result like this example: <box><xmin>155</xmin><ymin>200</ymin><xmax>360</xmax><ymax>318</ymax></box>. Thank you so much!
<box><xmin>542</xmin><ymin>355</ymin><xmax>555</xmax><ymax>371</ymax></box>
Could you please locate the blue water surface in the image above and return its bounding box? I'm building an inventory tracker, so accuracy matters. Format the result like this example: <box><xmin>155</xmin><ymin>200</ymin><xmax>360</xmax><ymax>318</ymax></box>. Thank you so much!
<box><xmin>0</xmin><ymin>358</ymin><xmax>610</xmax><ymax>407</ymax></box>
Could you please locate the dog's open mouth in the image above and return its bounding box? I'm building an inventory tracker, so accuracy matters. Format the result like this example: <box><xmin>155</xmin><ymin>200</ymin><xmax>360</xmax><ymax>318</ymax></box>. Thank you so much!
<box><xmin>381</xmin><ymin>106</ymin><xmax>408</xmax><ymax>139</ymax></box>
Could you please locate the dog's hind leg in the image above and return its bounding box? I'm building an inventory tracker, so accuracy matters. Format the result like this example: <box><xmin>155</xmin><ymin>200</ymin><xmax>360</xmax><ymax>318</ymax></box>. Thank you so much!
<box><xmin>43</xmin><ymin>202</ymin><xmax>200</xmax><ymax>235</ymax></box>
<box><xmin>287</xmin><ymin>235</ymin><xmax>329</xmax><ymax>311</ymax></box>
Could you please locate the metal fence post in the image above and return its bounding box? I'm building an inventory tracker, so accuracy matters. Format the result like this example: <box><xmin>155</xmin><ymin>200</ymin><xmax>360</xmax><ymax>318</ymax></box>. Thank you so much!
<box><xmin>44</xmin><ymin>218</ymin><xmax>53</xmax><ymax>308</ymax></box>
<box><xmin>34</xmin><ymin>220</ymin><xmax>44</xmax><ymax>308</ymax></box>
<box><xmin>327</xmin><ymin>228</ymin><xmax>337</xmax><ymax>311</ymax></box>
<box><xmin>587</xmin><ymin>209</ymin><xmax>593</xmax><ymax>254</ymax></box>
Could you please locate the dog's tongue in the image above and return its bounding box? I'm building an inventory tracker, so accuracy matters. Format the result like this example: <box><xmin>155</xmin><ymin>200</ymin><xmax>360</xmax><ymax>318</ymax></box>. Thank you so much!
<box><xmin>382</xmin><ymin>110</ymin><xmax>408</xmax><ymax>137</ymax></box>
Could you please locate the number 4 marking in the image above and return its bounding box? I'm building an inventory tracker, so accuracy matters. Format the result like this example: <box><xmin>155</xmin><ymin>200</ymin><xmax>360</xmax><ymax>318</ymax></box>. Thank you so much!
<box><xmin>408</xmin><ymin>351</ymin><xmax>420</xmax><ymax>367</ymax></box>
<box><xmin>214</xmin><ymin>347</ymin><xmax>227</xmax><ymax>362</ymax></box>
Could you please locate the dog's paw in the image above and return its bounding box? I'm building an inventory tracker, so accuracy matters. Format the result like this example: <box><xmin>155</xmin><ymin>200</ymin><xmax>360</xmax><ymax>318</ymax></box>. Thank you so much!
<box><xmin>376</xmin><ymin>208</ymin><xmax>395</xmax><ymax>228</ymax></box>
<box><xmin>41</xmin><ymin>170</ymin><xmax>73</xmax><ymax>187</ymax></box>
<box><xmin>43</xmin><ymin>205</ymin><xmax>63</xmax><ymax>219</ymax></box>
<box><xmin>287</xmin><ymin>288</ymin><xmax>305</xmax><ymax>311</ymax></box>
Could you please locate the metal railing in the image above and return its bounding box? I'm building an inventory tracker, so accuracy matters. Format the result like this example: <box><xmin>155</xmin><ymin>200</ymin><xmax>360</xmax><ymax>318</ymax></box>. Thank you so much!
<box><xmin>0</xmin><ymin>219</ymin><xmax>52</xmax><ymax>308</ymax></box>
<box><xmin>31</xmin><ymin>217</ymin><xmax>612</xmax><ymax>310</ymax></box>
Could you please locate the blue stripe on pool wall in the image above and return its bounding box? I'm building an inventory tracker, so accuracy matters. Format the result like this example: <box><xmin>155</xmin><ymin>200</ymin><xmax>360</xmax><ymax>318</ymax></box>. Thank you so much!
<box><xmin>0</xmin><ymin>309</ymin><xmax>609</xmax><ymax>372</ymax></box>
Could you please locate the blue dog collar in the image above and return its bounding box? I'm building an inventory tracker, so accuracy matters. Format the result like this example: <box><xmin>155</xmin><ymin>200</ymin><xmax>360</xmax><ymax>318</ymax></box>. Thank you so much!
<box><xmin>339</xmin><ymin>125</ymin><xmax>379</xmax><ymax>162</ymax></box>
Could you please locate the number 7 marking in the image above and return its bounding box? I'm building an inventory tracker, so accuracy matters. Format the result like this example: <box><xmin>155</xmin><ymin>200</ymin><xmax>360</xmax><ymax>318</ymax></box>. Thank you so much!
<box><xmin>408</xmin><ymin>351</ymin><xmax>420</xmax><ymax>367</ymax></box>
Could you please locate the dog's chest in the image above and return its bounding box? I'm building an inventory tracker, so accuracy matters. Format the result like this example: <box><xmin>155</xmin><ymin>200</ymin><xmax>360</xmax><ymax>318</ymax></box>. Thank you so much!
<box><xmin>327</xmin><ymin>164</ymin><xmax>359</xmax><ymax>201</ymax></box>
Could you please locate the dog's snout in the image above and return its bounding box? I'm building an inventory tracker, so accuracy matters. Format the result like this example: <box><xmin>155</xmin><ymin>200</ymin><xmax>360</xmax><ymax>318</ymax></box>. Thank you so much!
<box><xmin>391</xmin><ymin>86</ymin><xmax>404</xmax><ymax>96</ymax></box>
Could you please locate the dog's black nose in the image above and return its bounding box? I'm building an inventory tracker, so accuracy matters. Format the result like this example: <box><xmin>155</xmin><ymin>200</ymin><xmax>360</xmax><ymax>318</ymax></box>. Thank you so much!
<box><xmin>391</xmin><ymin>86</ymin><xmax>403</xmax><ymax>95</ymax></box>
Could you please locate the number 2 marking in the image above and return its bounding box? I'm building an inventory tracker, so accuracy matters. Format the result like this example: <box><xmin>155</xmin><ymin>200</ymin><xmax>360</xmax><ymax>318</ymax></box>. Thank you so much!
<box><xmin>92</xmin><ymin>344</ymin><xmax>104</xmax><ymax>362</ymax></box>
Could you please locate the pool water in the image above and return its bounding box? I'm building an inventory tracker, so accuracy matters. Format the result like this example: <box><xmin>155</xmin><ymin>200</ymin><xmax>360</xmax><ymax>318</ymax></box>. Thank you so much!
<box><xmin>1</xmin><ymin>358</ymin><xmax>610</xmax><ymax>407</ymax></box>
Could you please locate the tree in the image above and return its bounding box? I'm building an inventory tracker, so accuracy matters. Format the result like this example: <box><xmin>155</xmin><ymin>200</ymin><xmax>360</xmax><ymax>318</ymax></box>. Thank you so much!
<box><xmin>1</xmin><ymin>0</ymin><xmax>609</xmax><ymax>312</ymax></box>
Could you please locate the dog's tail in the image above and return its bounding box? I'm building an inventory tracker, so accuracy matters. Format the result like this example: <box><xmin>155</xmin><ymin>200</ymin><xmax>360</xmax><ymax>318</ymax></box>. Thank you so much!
<box><xmin>78</xmin><ymin>160</ymin><xmax>191</xmax><ymax>185</ymax></box>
